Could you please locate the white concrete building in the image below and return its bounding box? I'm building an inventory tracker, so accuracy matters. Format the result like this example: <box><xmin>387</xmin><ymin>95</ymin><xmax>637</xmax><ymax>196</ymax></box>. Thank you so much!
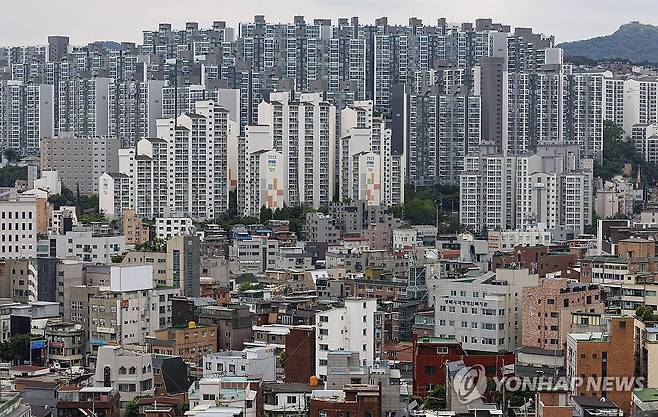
<box><xmin>433</xmin><ymin>269</ymin><xmax>539</xmax><ymax>353</ymax></box>
<box><xmin>54</xmin><ymin>229</ymin><xmax>125</xmax><ymax>263</ymax></box>
<box><xmin>0</xmin><ymin>197</ymin><xmax>37</xmax><ymax>259</ymax></box>
<box><xmin>258</xmin><ymin>91</ymin><xmax>337</xmax><ymax>208</ymax></box>
<box><xmin>315</xmin><ymin>298</ymin><xmax>376</xmax><ymax>380</ymax></box>
<box><xmin>632</xmin><ymin>123</ymin><xmax>658</xmax><ymax>164</ymax></box>
<box><xmin>33</xmin><ymin>170</ymin><xmax>61</xmax><ymax>195</ymax></box>
<box><xmin>460</xmin><ymin>145</ymin><xmax>593</xmax><ymax>237</ymax></box>
<box><xmin>392</xmin><ymin>228</ymin><xmax>418</xmax><ymax>251</ymax></box>
<box><xmin>155</xmin><ymin>217</ymin><xmax>195</xmax><ymax>239</ymax></box>
<box><xmin>87</xmin><ymin>265</ymin><xmax>180</xmax><ymax>347</ymax></box>
<box><xmin>101</xmin><ymin>101</ymin><xmax>233</xmax><ymax>220</ymax></box>
<box><xmin>203</xmin><ymin>346</ymin><xmax>276</xmax><ymax>381</ymax></box>
<box><xmin>339</xmin><ymin>103</ymin><xmax>404</xmax><ymax>206</ymax></box>
<box><xmin>487</xmin><ymin>225</ymin><xmax>553</xmax><ymax>251</ymax></box>
<box><xmin>243</xmin><ymin>149</ymin><xmax>285</xmax><ymax>216</ymax></box>
<box><xmin>93</xmin><ymin>345</ymin><xmax>154</xmax><ymax>404</ymax></box>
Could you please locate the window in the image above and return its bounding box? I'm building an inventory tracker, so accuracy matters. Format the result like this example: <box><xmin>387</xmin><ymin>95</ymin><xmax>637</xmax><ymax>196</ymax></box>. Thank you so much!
<box><xmin>319</xmin><ymin>316</ymin><xmax>328</xmax><ymax>322</ymax></box>
<box><xmin>129</xmin><ymin>366</ymin><xmax>136</xmax><ymax>374</ymax></box>
<box><xmin>287</xmin><ymin>396</ymin><xmax>297</xmax><ymax>404</ymax></box>
<box><xmin>436</xmin><ymin>347</ymin><xmax>448</xmax><ymax>354</ymax></box>
<box><xmin>425</xmin><ymin>366</ymin><xmax>437</xmax><ymax>375</ymax></box>
<box><xmin>118</xmin><ymin>366</ymin><xmax>126</xmax><ymax>375</ymax></box>
<box><xmin>229</xmin><ymin>364</ymin><xmax>235</xmax><ymax>373</ymax></box>
<box><xmin>319</xmin><ymin>344</ymin><xmax>328</xmax><ymax>351</ymax></box>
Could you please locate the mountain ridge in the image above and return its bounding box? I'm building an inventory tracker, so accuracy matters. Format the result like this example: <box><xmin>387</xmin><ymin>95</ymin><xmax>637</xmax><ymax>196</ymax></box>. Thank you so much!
<box><xmin>558</xmin><ymin>21</ymin><xmax>658</xmax><ymax>64</ymax></box>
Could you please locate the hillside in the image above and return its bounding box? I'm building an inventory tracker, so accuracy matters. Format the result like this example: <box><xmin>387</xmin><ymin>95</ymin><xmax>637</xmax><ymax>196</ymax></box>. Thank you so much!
<box><xmin>558</xmin><ymin>22</ymin><xmax>658</xmax><ymax>63</ymax></box>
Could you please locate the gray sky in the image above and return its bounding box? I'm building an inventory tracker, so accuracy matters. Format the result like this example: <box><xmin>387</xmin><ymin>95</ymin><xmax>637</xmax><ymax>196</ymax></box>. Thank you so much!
<box><xmin>0</xmin><ymin>0</ymin><xmax>653</xmax><ymax>46</ymax></box>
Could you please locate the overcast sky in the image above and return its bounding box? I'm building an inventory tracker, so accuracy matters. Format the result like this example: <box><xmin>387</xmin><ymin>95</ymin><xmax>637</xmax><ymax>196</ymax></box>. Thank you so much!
<box><xmin>0</xmin><ymin>0</ymin><xmax>653</xmax><ymax>46</ymax></box>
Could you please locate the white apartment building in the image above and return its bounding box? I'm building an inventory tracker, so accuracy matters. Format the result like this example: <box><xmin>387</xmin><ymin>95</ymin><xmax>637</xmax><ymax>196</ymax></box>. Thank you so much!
<box><xmin>98</xmin><ymin>173</ymin><xmax>131</xmax><ymax>219</ymax></box>
<box><xmin>243</xmin><ymin>149</ymin><xmax>285</xmax><ymax>216</ymax></box>
<box><xmin>392</xmin><ymin>228</ymin><xmax>419</xmax><ymax>251</ymax></box>
<box><xmin>258</xmin><ymin>91</ymin><xmax>337</xmax><ymax>208</ymax></box>
<box><xmin>632</xmin><ymin>124</ymin><xmax>658</xmax><ymax>164</ymax></box>
<box><xmin>229</xmin><ymin>236</ymin><xmax>279</xmax><ymax>274</ymax></box>
<box><xmin>315</xmin><ymin>298</ymin><xmax>376</xmax><ymax>381</ymax></box>
<box><xmin>103</xmin><ymin>101</ymin><xmax>233</xmax><ymax>220</ymax></box>
<box><xmin>203</xmin><ymin>346</ymin><xmax>276</xmax><ymax>381</ymax></box>
<box><xmin>339</xmin><ymin>102</ymin><xmax>405</xmax><ymax>206</ymax></box>
<box><xmin>54</xmin><ymin>229</ymin><xmax>125</xmax><ymax>263</ymax></box>
<box><xmin>155</xmin><ymin>217</ymin><xmax>195</xmax><ymax>239</ymax></box>
<box><xmin>0</xmin><ymin>197</ymin><xmax>37</xmax><ymax>259</ymax></box>
<box><xmin>504</xmin><ymin>67</ymin><xmax>604</xmax><ymax>161</ymax></box>
<box><xmin>433</xmin><ymin>269</ymin><xmax>539</xmax><ymax>353</ymax></box>
<box><xmin>460</xmin><ymin>145</ymin><xmax>593</xmax><ymax>236</ymax></box>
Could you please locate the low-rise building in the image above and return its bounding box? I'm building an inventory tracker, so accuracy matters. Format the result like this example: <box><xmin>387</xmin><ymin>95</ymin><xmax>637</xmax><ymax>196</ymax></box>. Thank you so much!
<box><xmin>56</xmin><ymin>386</ymin><xmax>120</xmax><ymax>417</ymax></box>
<box><xmin>203</xmin><ymin>346</ymin><xmax>276</xmax><ymax>381</ymax></box>
<box><xmin>93</xmin><ymin>346</ymin><xmax>154</xmax><ymax>404</ymax></box>
<box><xmin>156</xmin><ymin>217</ymin><xmax>196</xmax><ymax>240</ymax></box>
<box><xmin>146</xmin><ymin>323</ymin><xmax>217</xmax><ymax>365</ymax></box>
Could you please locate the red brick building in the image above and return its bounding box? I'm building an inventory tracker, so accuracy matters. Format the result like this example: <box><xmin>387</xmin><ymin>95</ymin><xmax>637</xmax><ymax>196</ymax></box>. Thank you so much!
<box><xmin>413</xmin><ymin>337</ymin><xmax>514</xmax><ymax>397</ymax></box>
<box><xmin>522</xmin><ymin>278</ymin><xmax>603</xmax><ymax>350</ymax></box>
<box><xmin>310</xmin><ymin>385</ymin><xmax>380</xmax><ymax>417</ymax></box>
<box><xmin>285</xmin><ymin>326</ymin><xmax>316</xmax><ymax>383</ymax></box>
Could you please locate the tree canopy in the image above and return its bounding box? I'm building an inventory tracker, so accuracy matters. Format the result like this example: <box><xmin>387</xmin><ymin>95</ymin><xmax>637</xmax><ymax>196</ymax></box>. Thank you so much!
<box><xmin>594</xmin><ymin>120</ymin><xmax>658</xmax><ymax>184</ymax></box>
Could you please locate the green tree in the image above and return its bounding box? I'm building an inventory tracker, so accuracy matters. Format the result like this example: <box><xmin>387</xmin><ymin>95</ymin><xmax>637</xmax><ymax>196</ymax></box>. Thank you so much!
<box><xmin>124</xmin><ymin>396</ymin><xmax>146</xmax><ymax>417</ymax></box>
<box><xmin>78</xmin><ymin>213</ymin><xmax>108</xmax><ymax>224</ymax></box>
<box><xmin>276</xmin><ymin>351</ymin><xmax>286</xmax><ymax>368</ymax></box>
<box><xmin>3</xmin><ymin>148</ymin><xmax>19</xmax><ymax>162</ymax></box>
<box><xmin>0</xmin><ymin>165</ymin><xmax>27</xmax><ymax>187</ymax></box>
<box><xmin>594</xmin><ymin>120</ymin><xmax>658</xmax><ymax>184</ymax></box>
<box><xmin>260</xmin><ymin>205</ymin><xmax>273</xmax><ymax>224</ymax></box>
<box><xmin>110</xmin><ymin>254</ymin><xmax>125</xmax><ymax>264</ymax></box>
<box><xmin>423</xmin><ymin>385</ymin><xmax>447</xmax><ymax>410</ymax></box>
<box><xmin>124</xmin><ymin>399</ymin><xmax>140</xmax><ymax>417</ymax></box>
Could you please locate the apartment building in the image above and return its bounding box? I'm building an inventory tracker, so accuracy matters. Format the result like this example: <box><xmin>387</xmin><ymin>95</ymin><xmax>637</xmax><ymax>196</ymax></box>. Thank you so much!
<box><xmin>460</xmin><ymin>145</ymin><xmax>593</xmax><ymax>236</ymax></box>
<box><xmin>0</xmin><ymin>197</ymin><xmax>37</xmax><ymax>259</ymax></box>
<box><xmin>315</xmin><ymin>299</ymin><xmax>376</xmax><ymax>380</ymax></box>
<box><xmin>53</xmin><ymin>229</ymin><xmax>124</xmax><ymax>264</ymax></box>
<box><xmin>155</xmin><ymin>217</ymin><xmax>195</xmax><ymax>240</ymax></box>
<box><xmin>57</xmin><ymin>77</ymin><xmax>111</xmax><ymax>137</ymax></box>
<box><xmin>103</xmin><ymin>101</ymin><xmax>232</xmax><ymax>220</ymax></box>
<box><xmin>93</xmin><ymin>345</ymin><xmax>154</xmax><ymax>404</ymax></box>
<box><xmin>86</xmin><ymin>265</ymin><xmax>179</xmax><ymax>349</ymax></box>
<box><xmin>41</xmin><ymin>135</ymin><xmax>120</xmax><ymax>194</ymax></box>
<box><xmin>0</xmin><ymin>81</ymin><xmax>54</xmax><ymax>154</ymax></box>
<box><xmin>257</xmin><ymin>91</ymin><xmax>337</xmax><ymax>208</ymax></box>
<box><xmin>107</xmin><ymin>79</ymin><xmax>165</xmax><ymax>145</ymax></box>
